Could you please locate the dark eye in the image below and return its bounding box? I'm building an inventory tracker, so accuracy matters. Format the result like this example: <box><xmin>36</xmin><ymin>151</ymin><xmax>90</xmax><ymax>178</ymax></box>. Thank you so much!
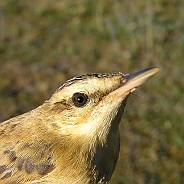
<box><xmin>72</xmin><ymin>92</ymin><xmax>89</xmax><ymax>107</ymax></box>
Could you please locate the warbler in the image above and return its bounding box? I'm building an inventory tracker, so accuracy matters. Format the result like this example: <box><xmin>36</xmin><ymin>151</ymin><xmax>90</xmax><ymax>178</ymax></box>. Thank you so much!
<box><xmin>0</xmin><ymin>67</ymin><xmax>160</xmax><ymax>184</ymax></box>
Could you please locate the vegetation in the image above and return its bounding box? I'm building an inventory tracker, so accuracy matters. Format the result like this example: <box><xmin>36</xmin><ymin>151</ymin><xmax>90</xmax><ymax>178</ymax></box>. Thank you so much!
<box><xmin>0</xmin><ymin>0</ymin><xmax>183</xmax><ymax>183</ymax></box>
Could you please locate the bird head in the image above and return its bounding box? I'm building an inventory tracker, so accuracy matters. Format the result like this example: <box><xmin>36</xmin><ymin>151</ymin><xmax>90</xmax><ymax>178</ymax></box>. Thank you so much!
<box><xmin>45</xmin><ymin>67</ymin><xmax>160</xmax><ymax>145</ymax></box>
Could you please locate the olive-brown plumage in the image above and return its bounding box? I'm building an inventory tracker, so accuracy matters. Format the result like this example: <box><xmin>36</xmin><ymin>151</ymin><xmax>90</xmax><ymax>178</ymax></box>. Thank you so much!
<box><xmin>0</xmin><ymin>67</ymin><xmax>160</xmax><ymax>184</ymax></box>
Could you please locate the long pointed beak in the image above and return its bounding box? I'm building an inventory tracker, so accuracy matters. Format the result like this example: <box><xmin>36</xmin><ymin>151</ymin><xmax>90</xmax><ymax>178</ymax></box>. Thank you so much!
<box><xmin>110</xmin><ymin>67</ymin><xmax>160</xmax><ymax>96</ymax></box>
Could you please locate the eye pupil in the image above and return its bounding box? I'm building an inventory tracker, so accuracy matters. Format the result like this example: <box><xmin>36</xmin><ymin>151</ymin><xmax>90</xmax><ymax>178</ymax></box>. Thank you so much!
<box><xmin>72</xmin><ymin>93</ymin><xmax>88</xmax><ymax>107</ymax></box>
<box><xmin>77</xmin><ymin>96</ymin><xmax>84</xmax><ymax>103</ymax></box>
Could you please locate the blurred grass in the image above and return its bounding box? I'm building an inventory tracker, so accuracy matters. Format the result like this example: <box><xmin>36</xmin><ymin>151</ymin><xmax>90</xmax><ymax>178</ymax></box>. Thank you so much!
<box><xmin>0</xmin><ymin>0</ymin><xmax>184</xmax><ymax>183</ymax></box>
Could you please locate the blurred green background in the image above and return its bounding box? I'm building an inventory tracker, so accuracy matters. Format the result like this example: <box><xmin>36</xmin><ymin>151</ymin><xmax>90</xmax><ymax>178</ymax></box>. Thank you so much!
<box><xmin>0</xmin><ymin>0</ymin><xmax>183</xmax><ymax>183</ymax></box>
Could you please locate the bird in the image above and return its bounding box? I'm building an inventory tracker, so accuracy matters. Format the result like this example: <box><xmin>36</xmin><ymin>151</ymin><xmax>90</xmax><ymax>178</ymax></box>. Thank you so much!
<box><xmin>0</xmin><ymin>67</ymin><xmax>160</xmax><ymax>184</ymax></box>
